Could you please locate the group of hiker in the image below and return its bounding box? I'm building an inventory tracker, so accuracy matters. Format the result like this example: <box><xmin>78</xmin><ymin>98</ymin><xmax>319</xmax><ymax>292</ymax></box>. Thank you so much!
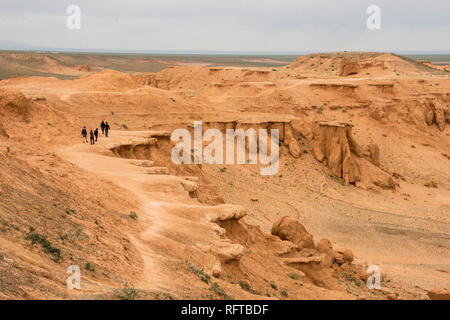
<box><xmin>81</xmin><ymin>121</ymin><xmax>110</xmax><ymax>145</ymax></box>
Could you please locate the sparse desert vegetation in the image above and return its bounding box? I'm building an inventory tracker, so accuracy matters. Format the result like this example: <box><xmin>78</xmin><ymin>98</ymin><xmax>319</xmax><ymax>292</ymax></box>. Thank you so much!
<box><xmin>0</xmin><ymin>50</ymin><xmax>449</xmax><ymax>301</ymax></box>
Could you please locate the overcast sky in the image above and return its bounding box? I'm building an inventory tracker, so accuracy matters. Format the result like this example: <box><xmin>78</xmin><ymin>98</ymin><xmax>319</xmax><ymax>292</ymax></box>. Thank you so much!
<box><xmin>1</xmin><ymin>0</ymin><xmax>449</xmax><ymax>52</ymax></box>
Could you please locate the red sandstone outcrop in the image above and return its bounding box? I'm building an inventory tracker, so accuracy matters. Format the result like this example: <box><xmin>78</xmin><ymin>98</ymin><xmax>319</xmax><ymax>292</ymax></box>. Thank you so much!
<box><xmin>339</xmin><ymin>58</ymin><xmax>360</xmax><ymax>76</ymax></box>
<box><xmin>271</xmin><ymin>216</ymin><xmax>314</xmax><ymax>249</ymax></box>
<box><xmin>270</xmin><ymin>216</ymin><xmax>363</xmax><ymax>290</ymax></box>
<box><xmin>311</xmin><ymin>121</ymin><xmax>395</xmax><ymax>189</ymax></box>
<box><xmin>427</xmin><ymin>100</ymin><xmax>449</xmax><ymax>131</ymax></box>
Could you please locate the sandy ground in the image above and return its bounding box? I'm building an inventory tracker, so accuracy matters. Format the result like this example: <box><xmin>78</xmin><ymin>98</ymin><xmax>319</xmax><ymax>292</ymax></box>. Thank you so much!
<box><xmin>0</xmin><ymin>52</ymin><xmax>449</xmax><ymax>299</ymax></box>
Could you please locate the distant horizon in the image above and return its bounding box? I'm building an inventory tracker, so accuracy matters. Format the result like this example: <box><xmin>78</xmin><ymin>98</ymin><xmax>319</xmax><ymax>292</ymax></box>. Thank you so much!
<box><xmin>1</xmin><ymin>42</ymin><xmax>450</xmax><ymax>56</ymax></box>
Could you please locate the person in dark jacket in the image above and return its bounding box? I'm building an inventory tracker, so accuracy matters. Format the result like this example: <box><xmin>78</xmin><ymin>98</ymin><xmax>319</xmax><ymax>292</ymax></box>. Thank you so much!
<box><xmin>104</xmin><ymin>122</ymin><xmax>110</xmax><ymax>137</ymax></box>
<box><xmin>81</xmin><ymin>126</ymin><xmax>88</xmax><ymax>143</ymax></box>
<box><xmin>94</xmin><ymin>128</ymin><xmax>99</xmax><ymax>142</ymax></box>
<box><xmin>90</xmin><ymin>129</ymin><xmax>95</xmax><ymax>145</ymax></box>
<box><xmin>100</xmin><ymin>121</ymin><xmax>106</xmax><ymax>135</ymax></box>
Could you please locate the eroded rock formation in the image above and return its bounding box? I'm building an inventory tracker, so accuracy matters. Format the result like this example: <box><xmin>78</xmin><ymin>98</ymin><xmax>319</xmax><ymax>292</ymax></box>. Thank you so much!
<box><xmin>269</xmin><ymin>216</ymin><xmax>366</xmax><ymax>290</ymax></box>
<box><xmin>311</xmin><ymin>121</ymin><xmax>395</xmax><ymax>189</ymax></box>
<box><xmin>427</xmin><ymin>100</ymin><xmax>449</xmax><ymax>131</ymax></box>
<box><xmin>271</xmin><ymin>216</ymin><xmax>314</xmax><ymax>250</ymax></box>
<box><xmin>339</xmin><ymin>58</ymin><xmax>360</xmax><ymax>76</ymax></box>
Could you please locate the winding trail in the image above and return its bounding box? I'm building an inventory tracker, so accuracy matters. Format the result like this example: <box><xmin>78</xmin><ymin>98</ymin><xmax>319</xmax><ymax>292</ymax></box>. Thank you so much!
<box><xmin>58</xmin><ymin>131</ymin><xmax>174</xmax><ymax>292</ymax></box>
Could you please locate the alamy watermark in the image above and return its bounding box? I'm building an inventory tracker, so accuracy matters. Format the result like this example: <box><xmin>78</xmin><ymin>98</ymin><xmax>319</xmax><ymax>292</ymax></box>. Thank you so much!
<box><xmin>366</xmin><ymin>5</ymin><xmax>381</xmax><ymax>30</ymax></box>
<box><xmin>66</xmin><ymin>5</ymin><xmax>380</xmax><ymax>31</ymax></box>
<box><xmin>170</xmin><ymin>121</ymin><xmax>279</xmax><ymax>175</ymax></box>
<box><xmin>66</xmin><ymin>265</ymin><xmax>81</xmax><ymax>290</ymax></box>
<box><xmin>366</xmin><ymin>264</ymin><xmax>381</xmax><ymax>290</ymax></box>
<box><xmin>66</xmin><ymin>5</ymin><xmax>81</xmax><ymax>30</ymax></box>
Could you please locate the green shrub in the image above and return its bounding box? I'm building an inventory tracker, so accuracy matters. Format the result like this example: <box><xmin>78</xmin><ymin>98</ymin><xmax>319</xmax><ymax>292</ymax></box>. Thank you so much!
<box><xmin>238</xmin><ymin>280</ymin><xmax>261</xmax><ymax>295</ymax></box>
<box><xmin>129</xmin><ymin>211</ymin><xmax>138</xmax><ymax>220</ymax></box>
<box><xmin>26</xmin><ymin>232</ymin><xmax>62</xmax><ymax>262</ymax></box>
<box><xmin>118</xmin><ymin>283</ymin><xmax>138</xmax><ymax>300</ymax></box>
<box><xmin>209</xmin><ymin>282</ymin><xmax>233</xmax><ymax>300</ymax></box>
<box><xmin>186</xmin><ymin>261</ymin><xmax>211</xmax><ymax>284</ymax></box>
<box><xmin>287</xmin><ymin>273</ymin><xmax>300</xmax><ymax>280</ymax></box>
<box><xmin>85</xmin><ymin>262</ymin><xmax>95</xmax><ymax>272</ymax></box>
<box><xmin>65</xmin><ymin>207</ymin><xmax>76</xmax><ymax>215</ymax></box>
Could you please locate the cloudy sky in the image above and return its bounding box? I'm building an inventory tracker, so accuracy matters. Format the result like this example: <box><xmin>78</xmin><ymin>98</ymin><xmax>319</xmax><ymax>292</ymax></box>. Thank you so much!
<box><xmin>1</xmin><ymin>0</ymin><xmax>449</xmax><ymax>52</ymax></box>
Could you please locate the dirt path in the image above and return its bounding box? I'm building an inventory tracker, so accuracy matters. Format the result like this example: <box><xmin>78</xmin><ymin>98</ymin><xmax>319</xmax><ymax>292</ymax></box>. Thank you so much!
<box><xmin>57</xmin><ymin>132</ymin><xmax>173</xmax><ymax>293</ymax></box>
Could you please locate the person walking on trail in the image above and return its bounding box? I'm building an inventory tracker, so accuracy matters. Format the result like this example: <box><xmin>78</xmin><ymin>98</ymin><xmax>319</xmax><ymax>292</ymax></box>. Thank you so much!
<box><xmin>94</xmin><ymin>128</ymin><xmax>99</xmax><ymax>142</ymax></box>
<box><xmin>104</xmin><ymin>122</ymin><xmax>110</xmax><ymax>137</ymax></box>
<box><xmin>100</xmin><ymin>121</ymin><xmax>106</xmax><ymax>135</ymax></box>
<box><xmin>81</xmin><ymin>126</ymin><xmax>88</xmax><ymax>143</ymax></box>
<box><xmin>90</xmin><ymin>129</ymin><xmax>95</xmax><ymax>145</ymax></box>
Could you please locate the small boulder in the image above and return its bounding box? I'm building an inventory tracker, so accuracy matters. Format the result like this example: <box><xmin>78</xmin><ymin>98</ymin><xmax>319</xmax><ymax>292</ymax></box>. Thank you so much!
<box><xmin>336</xmin><ymin>248</ymin><xmax>354</xmax><ymax>265</ymax></box>
<box><xmin>288</xmin><ymin>137</ymin><xmax>302</xmax><ymax>158</ymax></box>
<box><xmin>333</xmin><ymin>252</ymin><xmax>345</xmax><ymax>266</ymax></box>
<box><xmin>212</xmin><ymin>241</ymin><xmax>245</xmax><ymax>263</ymax></box>
<box><xmin>181</xmin><ymin>180</ymin><xmax>198</xmax><ymax>192</ymax></box>
<box><xmin>315</xmin><ymin>239</ymin><xmax>334</xmax><ymax>256</ymax></box>
<box><xmin>271</xmin><ymin>216</ymin><xmax>314</xmax><ymax>249</ymax></box>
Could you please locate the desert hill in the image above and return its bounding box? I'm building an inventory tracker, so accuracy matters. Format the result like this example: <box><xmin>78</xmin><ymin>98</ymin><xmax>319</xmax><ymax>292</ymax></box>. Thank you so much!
<box><xmin>0</xmin><ymin>52</ymin><xmax>449</xmax><ymax>300</ymax></box>
<box><xmin>0</xmin><ymin>51</ymin><xmax>296</xmax><ymax>80</ymax></box>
